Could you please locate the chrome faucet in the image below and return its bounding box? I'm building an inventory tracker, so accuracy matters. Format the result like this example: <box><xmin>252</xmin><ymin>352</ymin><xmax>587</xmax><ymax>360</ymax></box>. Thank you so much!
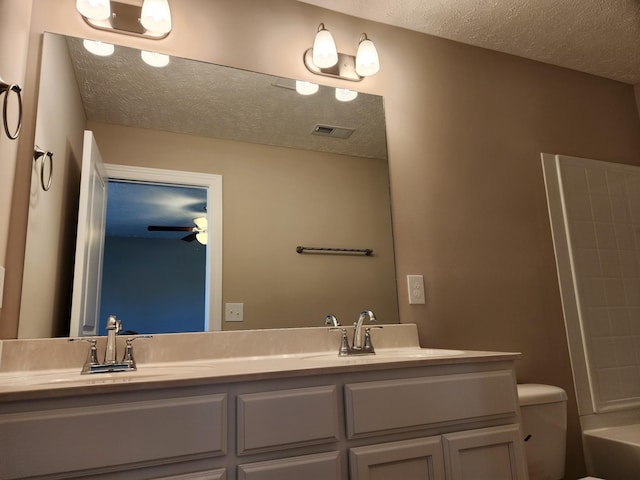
<box><xmin>104</xmin><ymin>315</ymin><xmax>122</xmax><ymax>364</ymax></box>
<box><xmin>330</xmin><ymin>310</ymin><xmax>382</xmax><ymax>356</ymax></box>
<box><xmin>353</xmin><ymin>310</ymin><xmax>376</xmax><ymax>350</ymax></box>
<box><xmin>324</xmin><ymin>314</ymin><xmax>341</xmax><ymax>327</ymax></box>
<box><xmin>69</xmin><ymin>316</ymin><xmax>152</xmax><ymax>374</ymax></box>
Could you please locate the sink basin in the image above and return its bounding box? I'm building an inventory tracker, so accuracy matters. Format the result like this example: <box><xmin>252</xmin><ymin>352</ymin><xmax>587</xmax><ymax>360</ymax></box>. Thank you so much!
<box><xmin>302</xmin><ymin>348</ymin><xmax>465</xmax><ymax>362</ymax></box>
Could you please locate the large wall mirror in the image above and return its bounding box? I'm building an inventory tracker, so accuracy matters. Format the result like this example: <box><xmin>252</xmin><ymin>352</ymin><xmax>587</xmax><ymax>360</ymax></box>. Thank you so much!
<box><xmin>18</xmin><ymin>32</ymin><xmax>398</xmax><ymax>338</ymax></box>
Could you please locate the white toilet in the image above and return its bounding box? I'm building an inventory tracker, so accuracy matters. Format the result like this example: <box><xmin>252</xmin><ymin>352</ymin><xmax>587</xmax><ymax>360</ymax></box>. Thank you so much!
<box><xmin>517</xmin><ymin>383</ymin><xmax>569</xmax><ymax>480</ymax></box>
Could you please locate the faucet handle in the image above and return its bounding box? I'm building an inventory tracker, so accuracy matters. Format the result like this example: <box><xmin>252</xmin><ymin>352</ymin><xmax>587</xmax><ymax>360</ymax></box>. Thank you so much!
<box><xmin>363</xmin><ymin>326</ymin><xmax>383</xmax><ymax>352</ymax></box>
<box><xmin>69</xmin><ymin>337</ymin><xmax>99</xmax><ymax>372</ymax></box>
<box><xmin>330</xmin><ymin>327</ymin><xmax>350</xmax><ymax>356</ymax></box>
<box><xmin>121</xmin><ymin>335</ymin><xmax>153</xmax><ymax>368</ymax></box>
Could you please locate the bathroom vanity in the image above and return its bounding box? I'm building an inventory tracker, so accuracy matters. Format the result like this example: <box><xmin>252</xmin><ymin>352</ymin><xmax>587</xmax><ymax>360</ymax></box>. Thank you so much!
<box><xmin>0</xmin><ymin>325</ymin><xmax>528</xmax><ymax>479</ymax></box>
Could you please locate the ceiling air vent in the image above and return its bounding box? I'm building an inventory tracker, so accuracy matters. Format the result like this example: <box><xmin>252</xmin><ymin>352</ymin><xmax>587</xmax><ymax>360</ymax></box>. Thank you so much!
<box><xmin>311</xmin><ymin>124</ymin><xmax>355</xmax><ymax>139</ymax></box>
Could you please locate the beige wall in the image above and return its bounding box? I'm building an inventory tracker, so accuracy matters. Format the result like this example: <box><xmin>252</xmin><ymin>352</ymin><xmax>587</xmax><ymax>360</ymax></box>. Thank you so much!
<box><xmin>3</xmin><ymin>0</ymin><xmax>640</xmax><ymax>476</ymax></box>
<box><xmin>0</xmin><ymin>0</ymin><xmax>33</xmax><ymax>337</ymax></box>
<box><xmin>88</xmin><ymin>122</ymin><xmax>397</xmax><ymax>330</ymax></box>
<box><xmin>18</xmin><ymin>32</ymin><xmax>85</xmax><ymax>338</ymax></box>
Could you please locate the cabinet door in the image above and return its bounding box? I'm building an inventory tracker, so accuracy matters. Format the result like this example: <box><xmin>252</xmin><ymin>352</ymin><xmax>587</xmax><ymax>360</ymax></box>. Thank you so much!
<box><xmin>443</xmin><ymin>424</ymin><xmax>528</xmax><ymax>480</ymax></box>
<box><xmin>349</xmin><ymin>436</ymin><xmax>445</xmax><ymax>480</ymax></box>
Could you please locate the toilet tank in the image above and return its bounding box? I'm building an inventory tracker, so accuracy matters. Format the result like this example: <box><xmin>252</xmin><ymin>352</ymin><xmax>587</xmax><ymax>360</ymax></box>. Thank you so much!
<box><xmin>517</xmin><ymin>384</ymin><xmax>568</xmax><ymax>480</ymax></box>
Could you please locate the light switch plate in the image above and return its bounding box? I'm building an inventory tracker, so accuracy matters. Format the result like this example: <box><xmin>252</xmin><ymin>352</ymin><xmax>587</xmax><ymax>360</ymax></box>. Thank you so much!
<box><xmin>225</xmin><ymin>303</ymin><xmax>244</xmax><ymax>322</ymax></box>
<box><xmin>407</xmin><ymin>275</ymin><xmax>426</xmax><ymax>305</ymax></box>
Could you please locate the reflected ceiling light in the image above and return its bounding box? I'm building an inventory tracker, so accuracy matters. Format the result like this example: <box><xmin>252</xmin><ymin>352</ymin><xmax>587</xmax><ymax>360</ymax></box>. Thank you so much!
<box><xmin>82</xmin><ymin>39</ymin><xmax>114</xmax><ymax>56</ymax></box>
<box><xmin>76</xmin><ymin>0</ymin><xmax>111</xmax><ymax>21</ymax></box>
<box><xmin>355</xmin><ymin>34</ymin><xmax>380</xmax><ymax>77</ymax></box>
<box><xmin>141</xmin><ymin>50</ymin><xmax>170</xmax><ymax>67</ymax></box>
<box><xmin>335</xmin><ymin>88</ymin><xmax>358</xmax><ymax>102</ymax></box>
<box><xmin>304</xmin><ymin>23</ymin><xmax>380</xmax><ymax>82</ymax></box>
<box><xmin>140</xmin><ymin>0</ymin><xmax>172</xmax><ymax>35</ymax></box>
<box><xmin>295</xmin><ymin>80</ymin><xmax>319</xmax><ymax>95</ymax></box>
<box><xmin>77</xmin><ymin>0</ymin><xmax>172</xmax><ymax>39</ymax></box>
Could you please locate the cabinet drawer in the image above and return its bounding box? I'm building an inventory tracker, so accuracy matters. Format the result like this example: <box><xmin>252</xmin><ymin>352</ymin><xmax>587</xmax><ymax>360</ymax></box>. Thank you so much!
<box><xmin>345</xmin><ymin>370</ymin><xmax>517</xmax><ymax>438</ymax></box>
<box><xmin>0</xmin><ymin>394</ymin><xmax>227</xmax><ymax>479</ymax></box>
<box><xmin>238</xmin><ymin>451</ymin><xmax>341</xmax><ymax>480</ymax></box>
<box><xmin>237</xmin><ymin>385</ymin><xmax>339</xmax><ymax>455</ymax></box>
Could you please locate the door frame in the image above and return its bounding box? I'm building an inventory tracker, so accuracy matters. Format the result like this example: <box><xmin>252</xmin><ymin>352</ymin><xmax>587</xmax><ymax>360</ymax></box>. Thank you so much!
<box><xmin>105</xmin><ymin>164</ymin><xmax>223</xmax><ymax>332</ymax></box>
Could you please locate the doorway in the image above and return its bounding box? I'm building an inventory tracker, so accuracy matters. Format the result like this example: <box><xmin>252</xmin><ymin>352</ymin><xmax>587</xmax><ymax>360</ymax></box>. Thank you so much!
<box><xmin>103</xmin><ymin>164</ymin><xmax>222</xmax><ymax>333</ymax></box>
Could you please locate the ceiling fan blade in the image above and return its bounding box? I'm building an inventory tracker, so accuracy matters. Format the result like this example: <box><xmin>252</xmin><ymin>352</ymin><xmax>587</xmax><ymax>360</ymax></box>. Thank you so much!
<box><xmin>181</xmin><ymin>232</ymin><xmax>197</xmax><ymax>242</ymax></box>
<box><xmin>147</xmin><ymin>226</ymin><xmax>194</xmax><ymax>232</ymax></box>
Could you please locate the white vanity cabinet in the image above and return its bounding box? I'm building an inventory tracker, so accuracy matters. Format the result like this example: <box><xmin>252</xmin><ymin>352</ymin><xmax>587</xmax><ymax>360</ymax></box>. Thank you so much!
<box><xmin>345</xmin><ymin>371</ymin><xmax>528</xmax><ymax>480</ymax></box>
<box><xmin>0</xmin><ymin>354</ymin><xmax>526</xmax><ymax>480</ymax></box>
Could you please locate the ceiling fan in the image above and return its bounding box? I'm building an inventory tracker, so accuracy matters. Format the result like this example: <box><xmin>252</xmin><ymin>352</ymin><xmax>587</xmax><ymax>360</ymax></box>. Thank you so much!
<box><xmin>147</xmin><ymin>217</ymin><xmax>208</xmax><ymax>245</ymax></box>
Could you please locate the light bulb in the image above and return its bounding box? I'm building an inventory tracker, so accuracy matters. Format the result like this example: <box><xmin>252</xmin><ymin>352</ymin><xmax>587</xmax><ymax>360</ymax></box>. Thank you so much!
<box><xmin>83</xmin><ymin>39</ymin><xmax>114</xmax><ymax>57</ymax></box>
<box><xmin>140</xmin><ymin>0</ymin><xmax>172</xmax><ymax>35</ymax></box>
<box><xmin>312</xmin><ymin>24</ymin><xmax>338</xmax><ymax>68</ymax></box>
<box><xmin>335</xmin><ymin>88</ymin><xmax>358</xmax><ymax>102</ymax></box>
<box><xmin>141</xmin><ymin>50</ymin><xmax>170</xmax><ymax>68</ymax></box>
<box><xmin>295</xmin><ymin>80</ymin><xmax>319</xmax><ymax>95</ymax></box>
<box><xmin>355</xmin><ymin>35</ymin><xmax>380</xmax><ymax>77</ymax></box>
<box><xmin>76</xmin><ymin>0</ymin><xmax>111</xmax><ymax>21</ymax></box>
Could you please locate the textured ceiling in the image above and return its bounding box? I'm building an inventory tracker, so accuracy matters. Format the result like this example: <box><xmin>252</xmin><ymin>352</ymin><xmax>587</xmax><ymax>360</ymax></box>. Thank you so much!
<box><xmin>65</xmin><ymin>36</ymin><xmax>387</xmax><ymax>160</ymax></box>
<box><xmin>298</xmin><ymin>0</ymin><xmax>640</xmax><ymax>84</ymax></box>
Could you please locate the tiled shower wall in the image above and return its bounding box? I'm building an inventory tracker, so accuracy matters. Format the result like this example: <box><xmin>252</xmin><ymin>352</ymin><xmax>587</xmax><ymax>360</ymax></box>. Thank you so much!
<box><xmin>559</xmin><ymin>156</ymin><xmax>640</xmax><ymax>410</ymax></box>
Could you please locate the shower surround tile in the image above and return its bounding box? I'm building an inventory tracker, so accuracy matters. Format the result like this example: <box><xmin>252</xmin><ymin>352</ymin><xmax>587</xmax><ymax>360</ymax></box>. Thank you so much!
<box><xmin>560</xmin><ymin>158</ymin><xmax>640</xmax><ymax>409</ymax></box>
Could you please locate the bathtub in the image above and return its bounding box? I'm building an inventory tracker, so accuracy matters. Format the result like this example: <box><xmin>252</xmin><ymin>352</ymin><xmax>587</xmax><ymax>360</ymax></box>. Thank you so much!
<box><xmin>581</xmin><ymin>410</ymin><xmax>640</xmax><ymax>480</ymax></box>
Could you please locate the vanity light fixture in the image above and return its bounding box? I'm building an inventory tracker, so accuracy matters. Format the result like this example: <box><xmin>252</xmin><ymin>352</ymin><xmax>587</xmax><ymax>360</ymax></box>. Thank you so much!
<box><xmin>312</xmin><ymin>23</ymin><xmax>338</xmax><ymax>69</ymax></box>
<box><xmin>76</xmin><ymin>0</ymin><xmax>110</xmax><ymax>20</ymax></box>
<box><xmin>304</xmin><ymin>23</ymin><xmax>380</xmax><ymax>82</ymax></box>
<box><xmin>76</xmin><ymin>0</ymin><xmax>172</xmax><ymax>39</ymax></box>
<box><xmin>82</xmin><ymin>39</ymin><xmax>114</xmax><ymax>56</ymax></box>
<box><xmin>335</xmin><ymin>88</ymin><xmax>358</xmax><ymax>102</ymax></box>
<box><xmin>295</xmin><ymin>80</ymin><xmax>319</xmax><ymax>95</ymax></box>
<box><xmin>355</xmin><ymin>34</ymin><xmax>380</xmax><ymax>77</ymax></box>
<box><xmin>141</xmin><ymin>50</ymin><xmax>170</xmax><ymax>67</ymax></box>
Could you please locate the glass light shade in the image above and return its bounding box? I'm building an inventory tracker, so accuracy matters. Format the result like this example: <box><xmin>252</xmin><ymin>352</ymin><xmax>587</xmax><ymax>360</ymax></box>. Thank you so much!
<box><xmin>141</xmin><ymin>50</ymin><xmax>170</xmax><ymax>67</ymax></box>
<box><xmin>193</xmin><ymin>217</ymin><xmax>208</xmax><ymax>230</ymax></box>
<box><xmin>83</xmin><ymin>39</ymin><xmax>114</xmax><ymax>57</ymax></box>
<box><xmin>312</xmin><ymin>27</ymin><xmax>338</xmax><ymax>68</ymax></box>
<box><xmin>196</xmin><ymin>231</ymin><xmax>208</xmax><ymax>245</ymax></box>
<box><xmin>335</xmin><ymin>88</ymin><xmax>358</xmax><ymax>102</ymax></box>
<box><xmin>295</xmin><ymin>80</ymin><xmax>319</xmax><ymax>95</ymax></box>
<box><xmin>76</xmin><ymin>0</ymin><xmax>111</xmax><ymax>20</ymax></box>
<box><xmin>355</xmin><ymin>37</ymin><xmax>380</xmax><ymax>77</ymax></box>
<box><xmin>140</xmin><ymin>0</ymin><xmax>172</xmax><ymax>35</ymax></box>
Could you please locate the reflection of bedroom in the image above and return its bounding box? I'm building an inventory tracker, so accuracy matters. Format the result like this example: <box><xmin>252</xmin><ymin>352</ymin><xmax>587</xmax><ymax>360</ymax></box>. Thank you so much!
<box><xmin>99</xmin><ymin>181</ymin><xmax>207</xmax><ymax>335</ymax></box>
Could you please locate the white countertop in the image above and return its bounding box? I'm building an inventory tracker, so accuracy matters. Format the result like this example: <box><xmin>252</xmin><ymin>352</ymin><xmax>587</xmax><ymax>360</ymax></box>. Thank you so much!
<box><xmin>0</xmin><ymin>325</ymin><xmax>519</xmax><ymax>401</ymax></box>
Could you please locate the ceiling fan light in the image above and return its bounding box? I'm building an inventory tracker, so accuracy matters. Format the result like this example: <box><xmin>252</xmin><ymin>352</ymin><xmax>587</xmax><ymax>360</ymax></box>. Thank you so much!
<box><xmin>196</xmin><ymin>231</ymin><xmax>208</xmax><ymax>245</ymax></box>
<box><xmin>76</xmin><ymin>0</ymin><xmax>111</xmax><ymax>20</ymax></box>
<box><xmin>355</xmin><ymin>35</ymin><xmax>380</xmax><ymax>77</ymax></box>
<box><xmin>312</xmin><ymin>24</ymin><xmax>338</xmax><ymax>68</ymax></box>
<box><xmin>193</xmin><ymin>217</ymin><xmax>208</xmax><ymax>230</ymax></box>
<box><xmin>140</xmin><ymin>0</ymin><xmax>172</xmax><ymax>35</ymax></box>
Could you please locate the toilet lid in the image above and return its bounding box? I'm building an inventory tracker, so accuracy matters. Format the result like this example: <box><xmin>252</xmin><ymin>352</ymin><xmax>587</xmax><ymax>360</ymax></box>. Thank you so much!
<box><xmin>517</xmin><ymin>383</ymin><xmax>568</xmax><ymax>406</ymax></box>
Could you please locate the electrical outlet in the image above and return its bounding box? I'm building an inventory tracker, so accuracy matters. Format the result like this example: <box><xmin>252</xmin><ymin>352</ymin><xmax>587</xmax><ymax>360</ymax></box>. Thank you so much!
<box><xmin>225</xmin><ymin>303</ymin><xmax>244</xmax><ymax>322</ymax></box>
<box><xmin>407</xmin><ymin>275</ymin><xmax>425</xmax><ymax>305</ymax></box>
